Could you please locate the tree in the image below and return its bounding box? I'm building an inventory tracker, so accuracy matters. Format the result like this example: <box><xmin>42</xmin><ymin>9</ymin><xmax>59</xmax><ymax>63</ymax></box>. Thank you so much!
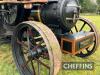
<box><xmin>79</xmin><ymin>0</ymin><xmax>97</xmax><ymax>13</ymax></box>
<box><xmin>97</xmin><ymin>0</ymin><xmax>100</xmax><ymax>14</ymax></box>
<box><xmin>97</xmin><ymin>0</ymin><xmax>100</xmax><ymax>4</ymax></box>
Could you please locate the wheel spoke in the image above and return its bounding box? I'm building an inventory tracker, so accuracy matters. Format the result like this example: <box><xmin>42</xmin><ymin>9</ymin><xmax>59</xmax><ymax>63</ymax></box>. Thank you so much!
<box><xmin>22</xmin><ymin>45</ymin><xmax>28</xmax><ymax>50</ymax></box>
<box><xmin>37</xmin><ymin>61</ymin><xmax>40</xmax><ymax>75</ymax></box>
<box><xmin>21</xmin><ymin>59</ymin><xmax>31</xmax><ymax>68</ymax></box>
<box><xmin>91</xmin><ymin>27</ymin><xmax>95</xmax><ymax>32</ymax></box>
<box><xmin>32</xmin><ymin>40</ymin><xmax>44</xmax><ymax>51</ymax></box>
<box><xmin>17</xmin><ymin>39</ymin><xmax>28</xmax><ymax>47</ymax></box>
<box><xmin>41</xmin><ymin>43</ymin><xmax>46</xmax><ymax>47</ymax></box>
<box><xmin>34</xmin><ymin>58</ymin><xmax>50</xmax><ymax>69</ymax></box>
<box><xmin>79</xmin><ymin>22</ymin><xmax>86</xmax><ymax>31</ymax></box>
<box><xmin>87</xmin><ymin>49</ymin><xmax>91</xmax><ymax>53</ymax></box>
<box><xmin>70</xmin><ymin>30</ymin><xmax>73</xmax><ymax>34</ymax></box>
<box><xmin>41</xmin><ymin>52</ymin><xmax>49</xmax><ymax>59</ymax></box>
<box><xmin>74</xmin><ymin>25</ymin><xmax>78</xmax><ymax>32</ymax></box>
<box><xmin>27</xmin><ymin>29</ymin><xmax>31</xmax><ymax>51</ymax></box>
<box><xmin>30</xmin><ymin>60</ymin><xmax>36</xmax><ymax>75</ymax></box>
<box><xmin>23</xmin><ymin>50</ymin><xmax>29</xmax><ymax>54</ymax></box>
<box><xmin>35</xmin><ymin>38</ymin><xmax>43</xmax><ymax>42</ymax></box>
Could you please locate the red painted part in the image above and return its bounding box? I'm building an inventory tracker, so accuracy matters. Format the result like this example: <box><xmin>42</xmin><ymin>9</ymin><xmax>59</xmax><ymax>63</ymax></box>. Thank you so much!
<box><xmin>28</xmin><ymin>0</ymin><xmax>48</xmax><ymax>2</ymax></box>
<box><xmin>0</xmin><ymin>0</ymin><xmax>48</xmax><ymax>4</ymax></box>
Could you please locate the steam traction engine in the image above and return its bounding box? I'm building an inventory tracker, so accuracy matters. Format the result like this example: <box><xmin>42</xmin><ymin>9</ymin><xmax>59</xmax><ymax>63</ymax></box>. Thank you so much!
<box><xmin>0</xmin><ymin>0</ymin><xmax>99</xmax><ymax>75</ymax></box>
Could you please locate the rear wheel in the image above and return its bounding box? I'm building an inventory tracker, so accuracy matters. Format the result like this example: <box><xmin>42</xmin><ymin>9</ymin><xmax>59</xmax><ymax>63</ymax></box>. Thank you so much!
<box><xmin>0</xmin><ymin>3</ymin><xmax>30</xmax><ymax>42</ymax></box>
<box><xmin>12</xmin><ymin>21</ymin><xmax>62</xmax><ymax>75</ymax></box>
<box><xmin>1</xmin><ymin>4</ymin><xmax>30</xmax><ymax>26</ymax></box>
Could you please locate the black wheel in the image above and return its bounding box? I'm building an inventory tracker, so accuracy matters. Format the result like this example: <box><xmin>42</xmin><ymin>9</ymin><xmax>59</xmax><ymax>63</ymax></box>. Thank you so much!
<box><xmin>12</xmin><ymin>21</ymin><xmax>62</xmax><ymax>75</ymax></box>
<box><xmin>1</xmin><ymin>4</ymin><xmax>30</xmax><ymax>26</ymax></box>
<box><xmin>70</xmin><ymin>17</ymin><xmax>99</xmax><ymax>58</ymax></box>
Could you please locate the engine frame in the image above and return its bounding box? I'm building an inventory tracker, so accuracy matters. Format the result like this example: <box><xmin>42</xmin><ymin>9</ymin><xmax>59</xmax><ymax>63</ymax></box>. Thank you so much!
<box><xmin>0</xmin><ymin>0</ymin><xmax>99</xmax><ymax>75</ymax></box>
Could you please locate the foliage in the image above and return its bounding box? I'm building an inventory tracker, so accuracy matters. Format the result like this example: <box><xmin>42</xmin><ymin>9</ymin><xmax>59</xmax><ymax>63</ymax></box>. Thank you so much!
<box><xmin>97</xmin><ymin>0</ymin><xmax>100</xmax><ymax>13</ymax></box>
<box><xmin>97</xmin><ymin>0</ymin><xmax>100</xmax><ymax>4</ymax></box>
<box><xmin>79</xmin><ymin>0</ymin><xmax>97</xmax><ymax>13</ymax></box>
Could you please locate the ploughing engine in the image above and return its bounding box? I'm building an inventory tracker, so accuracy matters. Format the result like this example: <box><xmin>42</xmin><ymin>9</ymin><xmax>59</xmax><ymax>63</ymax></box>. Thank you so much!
<box><xmin>0</xmin><ymin>0</ymin><xmax>99</xmax><ymax>75</ymax></box>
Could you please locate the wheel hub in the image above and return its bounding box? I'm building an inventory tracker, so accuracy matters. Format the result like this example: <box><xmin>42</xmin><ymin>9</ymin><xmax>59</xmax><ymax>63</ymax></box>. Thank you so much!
<box><xmin>28</xmin><ymin>46</ymin><xmax>48</xmax><ymax>59</ymax></box>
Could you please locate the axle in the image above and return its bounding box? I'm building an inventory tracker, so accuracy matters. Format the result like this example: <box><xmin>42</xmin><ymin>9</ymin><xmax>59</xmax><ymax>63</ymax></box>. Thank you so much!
<box><xmin>29</xmin><ymin>46</ymin><xmax>48</xmax><ymax>59</ymax></box>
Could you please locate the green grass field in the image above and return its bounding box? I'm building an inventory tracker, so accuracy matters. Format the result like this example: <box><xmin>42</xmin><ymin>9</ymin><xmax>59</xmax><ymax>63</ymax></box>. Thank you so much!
<box><xmin>0</xmin><ymin>15</ymin><xmax>100</xmax><ymax>75</ymax></box>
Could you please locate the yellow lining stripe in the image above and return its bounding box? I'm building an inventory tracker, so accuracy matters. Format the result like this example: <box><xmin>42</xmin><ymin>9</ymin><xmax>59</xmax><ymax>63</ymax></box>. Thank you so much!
<box><xmin>37</xmin><ymin>6</ymin><xmax>42</xmax><ymax>22</ymax></box>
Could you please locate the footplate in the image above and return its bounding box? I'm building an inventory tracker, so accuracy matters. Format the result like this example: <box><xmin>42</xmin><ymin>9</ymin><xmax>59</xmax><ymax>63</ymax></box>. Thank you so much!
<box><xmin>61</xmin><ymin>31</ymin><xmax>94</xmax><ymax>55</ymax></box>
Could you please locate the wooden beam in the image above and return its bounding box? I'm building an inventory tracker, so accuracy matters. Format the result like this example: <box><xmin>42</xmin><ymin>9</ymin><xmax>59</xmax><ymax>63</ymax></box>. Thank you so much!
<box><xmin>0</xmin><ymin>0</ymin><xmax>48</xmax><ymax>4</ymax></box>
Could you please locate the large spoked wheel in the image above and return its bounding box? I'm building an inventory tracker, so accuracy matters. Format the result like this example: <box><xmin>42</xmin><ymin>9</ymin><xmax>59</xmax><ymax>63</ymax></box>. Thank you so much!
<box><xmin>1</xmin><ymin>4</ymin><xmax>30</xmax><ymax>26</ymax></box>
<box><xmin>70</xmin><ymin>17</ymin><xmax>99</xmax><ymax>58</ymax></box>
<box><xmin>12</xmin><ymin>21</ymin><xmax>62</xmax><ymax>75</ymax></box>
<box><xmin>1</xmin><ymin>4</ymin><xmax>17</xmax><ymax>26</ymax></box>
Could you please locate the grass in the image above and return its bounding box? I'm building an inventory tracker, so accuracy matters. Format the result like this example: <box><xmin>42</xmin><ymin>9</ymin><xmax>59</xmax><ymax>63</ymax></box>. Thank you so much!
<box><xmin>0</xmin><ymin>15</ymin><xmax>100</xmax><ymax>75</ymax></box>
<box><xmin>82</xmin><ymin>15</ymin><xmax>100</xmax><ymax>30</ymax></box>
<box><xmin>0</xmin><ymin>44</ymin><xmax>19</xmax><ymax>75</ymax></box>
<box><xmin>58</xmin><ymin>15</ymin><xmax>100</xmax><ymax>75</ymax></box>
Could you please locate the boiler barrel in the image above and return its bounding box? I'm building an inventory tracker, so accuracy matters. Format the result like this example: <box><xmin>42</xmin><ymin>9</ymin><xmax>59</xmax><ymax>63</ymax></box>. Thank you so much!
<box><xmin>30</xmin><ymin>0</ymin><xmax>80</xmax><ymax>31</ymax></box>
